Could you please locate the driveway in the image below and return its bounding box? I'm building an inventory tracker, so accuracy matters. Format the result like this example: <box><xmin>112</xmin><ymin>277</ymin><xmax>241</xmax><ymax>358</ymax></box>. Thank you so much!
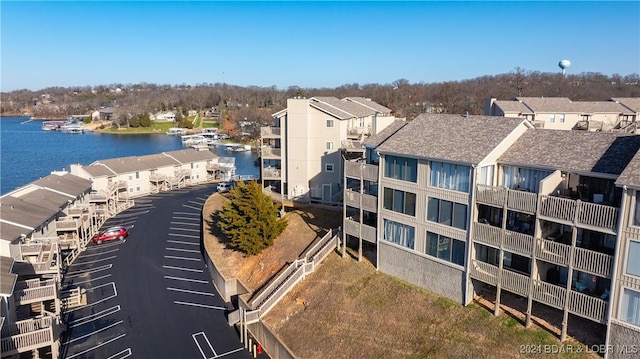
<box><xmin>60</xmin><ymin>184</ymin><xmax>252</xmax><ymax>359</ymax></box>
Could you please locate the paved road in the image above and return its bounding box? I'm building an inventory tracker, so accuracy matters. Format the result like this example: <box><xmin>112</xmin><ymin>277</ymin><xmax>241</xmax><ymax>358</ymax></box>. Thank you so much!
<box><xmin>60</xmin><ymin>184</ymin><xmax>255</xmax><ymax>359</ymax></box>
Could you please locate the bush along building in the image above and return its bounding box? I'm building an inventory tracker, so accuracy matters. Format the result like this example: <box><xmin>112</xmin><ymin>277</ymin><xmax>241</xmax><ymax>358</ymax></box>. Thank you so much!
<box><xmin>343</xmin><ymin>112</ymin><xmax>640</xmax><ymax>357</ymax></box>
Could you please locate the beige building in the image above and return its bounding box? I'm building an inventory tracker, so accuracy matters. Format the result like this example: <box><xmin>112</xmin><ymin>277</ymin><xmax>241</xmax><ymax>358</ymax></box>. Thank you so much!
<box><xmin>344</xmin><ymin>114</ymin><xmax>640</xmax><ymax>355</ymax></box>
<box><xmin>260</xmin><ymin>97</ymin><xmax>400</xmax><ymax>203</ymax></box>
<box><xmin>485</xmin><ymin>97</ymin><xmax>639</xmax><ymax>132</ymax></box>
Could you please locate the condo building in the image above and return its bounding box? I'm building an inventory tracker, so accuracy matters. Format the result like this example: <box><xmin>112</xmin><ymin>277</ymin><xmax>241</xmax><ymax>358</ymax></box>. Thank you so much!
<box><xmin>343</xmin><ymin>113</ymin><xmax>640</xmax><ymax>356</ymax></box>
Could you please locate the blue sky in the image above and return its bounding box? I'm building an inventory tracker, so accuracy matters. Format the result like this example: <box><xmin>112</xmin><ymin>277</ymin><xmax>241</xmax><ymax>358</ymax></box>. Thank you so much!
<box><xmin>1</xmin><ymin>1</ymin><xmax>639</xmax><ymax>92</ymax></box>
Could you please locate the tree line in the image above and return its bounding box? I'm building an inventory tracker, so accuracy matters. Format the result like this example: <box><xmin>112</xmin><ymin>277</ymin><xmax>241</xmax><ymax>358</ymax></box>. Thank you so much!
<box><xmin>1</xmin><ymin>69</ymin><xmax>638</xmax><ymax>128</ymax></box>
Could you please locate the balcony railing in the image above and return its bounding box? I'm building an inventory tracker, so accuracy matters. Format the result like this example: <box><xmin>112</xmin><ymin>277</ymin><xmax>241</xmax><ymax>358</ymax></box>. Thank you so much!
<box><xmin>507</xmin><ymin>189</ymin><xmax>537</xmax><ymax>214</ymax></box>
<box><xmin>262</xmin><ymin>167</ymin><xmax>281</xmax><ymax>179</ymax></box>
<box><xmin>473</xmin><ymin>222</ymin><xmax>502</xmax><ymax>248</ymax></box>
<box><xmin>13</xmin><ymin>279</ymin><xmax>57</xmax><ymax>305</ymax></box>
<box><xmin>503</xmin><ymin>230</ymin><xmax>534</xmax><ymax>256</ymax></box>
<box><xmin>501</xmin><ymin>269</ymin><xmax>530</xmax><ymax>296</ymax></box>
<box><xmin>0</xmin><ymin>316</ymin><xmax>54</xmax><ymax>356</ymax></box>
<box><xmin>343</xmin><ymin>190</ymin><xmax>377</xmax><ymax>213</ymax></box>
<box><xmin>56</xmin><ymin>216</ymin><xmax>82</xmax><ymax>231</ymax></box>
<box><xmin>577</xmin><ymin>201</ymin><xmax>618</xmax><ymax>233</ymax></box>
<box><xmin>532</xmin><ymin>280</ymin><xmax>566</xmax><ymax>310</ymax></box>
<box><xmin>344</xmin><ymin>161</ymin><xmax>379</xmax><ymax>182</ymax></box>
<box><xmin>568</xmin><ymin>290</ymin><xmax>608</xmax><ymax>323</ymax></box>
<box><xmin>344</xmin><ymin>218</ymin><xmax>377</xmax><ymax>244</ymax></box>
<box><xmin>539</xmin><ymin>195</ymin><xmax>576</xmax><ymax>223</ymax></box>
<box><xmin>470</xmin><ymin>260</ymin><xmax>498</xmax><ymax>285</ymax></box>
<box><xmin>535</xmin><ymin>238</ymin><xmax>571</xmax><ymax>266</ymax></box>
<box><xmin>573</xmin><ymin>247</ymin><xmax>613</xmax><ymax>278</ymax></box>
<box><xmin>476</xmin><ymin>185</ymin><xmax>507</xmax><ymax>207</ymax></box>
<box><xmin>260</xmin><ymin>127</ymin><xmax>281</xmax><ymax>137</ymax></box>
<box><xmin>261</xmin><ymin>146</ymin><xmax>281</xmax><ymax>158</ymax></box>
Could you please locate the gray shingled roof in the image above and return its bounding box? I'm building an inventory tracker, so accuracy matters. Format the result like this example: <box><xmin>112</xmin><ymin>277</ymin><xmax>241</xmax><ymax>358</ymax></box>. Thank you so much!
<box><xmin>97</xmin><ymin>153</ymin><xmax>180</xmax><ymax>174</ymax></box>
<box><xmin>376</xmin><ymin>114</ymin><xmax>527</xmax><ymax>164</ymax></box>
<box><xmin>32</xmin><ymin>173</ymin><xmax>92</xmax><ymax>197</ymax></box>
<box><xmin>616</xmin><ymin>149</ymin><xmax>640</xmax><ymax>187</ymax></box>
<box><xmin>345</xmin><ymin>97</ymin><xmax>392</xmax><ymax>114</ymax></box>
<box><xmin>515</xmin><ymin>97</ymin><xmax>574</xmax><ymax>112</ymax></box>
<box><xmin>499</xmin><ymin>130</ymin><xmax>640</xmax><ymax>175</ymax></box>
<box><xmin>0</xmin><ymin>195</ymin><xmax>58</xmax><ymax>230</ymax></box>
<box><xmin>311</xmin><ymin>97</ymin><xmax>382</xmax><ymax>119</ymax></box>
<box><xmin>1</xmin><ymin>256</ymin><xmax>17</xmax><ymax>296</ymax></box>
<box><xmin>575</xmin><ymin>101</ymin><xmax>632</xmax><ymax>114</ymax></box>
<box><xmin>82</xmin><ymin>163</ymin><xmax>116</xmax><ymax>177</ymax></box>
<box><xmin>363</xmin><ymin>120</ymin><xmax>408</xmax><ymax>148</ymax></box>
<box><xmin>493</xmin><ymin>100</ymin><xmax>532</xmax><ymax>114</ymax></box>
<box><xmin>0</xmin><ymin>222</ymin><xmax>29</xmax><ymax>243</ymax></box>
<box><xmin>164</xmin><ymin>148</ymin><xmax>217</xmax><ymax>163</ymax></box>
<box><xmin>612</xmin><ymin>98</ymin><xmax>640</xmax><ymax>113</ymax></box>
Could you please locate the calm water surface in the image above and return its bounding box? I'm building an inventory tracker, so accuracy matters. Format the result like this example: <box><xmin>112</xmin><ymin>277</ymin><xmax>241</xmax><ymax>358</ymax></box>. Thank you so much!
<box><xmin>0</xmin><ymin>116</ymin><xmax>259</xmax><ymax>194</ymax></box>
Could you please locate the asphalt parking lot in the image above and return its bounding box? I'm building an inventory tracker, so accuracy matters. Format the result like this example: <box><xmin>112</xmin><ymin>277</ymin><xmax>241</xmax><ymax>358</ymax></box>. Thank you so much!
<box><xmin>60</xmin><ymin>184</ymin><xmax>253</xmax><ymax>359</ymax></box>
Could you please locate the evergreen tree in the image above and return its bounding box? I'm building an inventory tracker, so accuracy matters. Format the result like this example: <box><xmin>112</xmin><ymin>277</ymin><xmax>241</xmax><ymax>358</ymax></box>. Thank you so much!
<box><xmin>218</xmin><ymin>181</ymin><xmax>287</xmax><ymax>255</ymax></box>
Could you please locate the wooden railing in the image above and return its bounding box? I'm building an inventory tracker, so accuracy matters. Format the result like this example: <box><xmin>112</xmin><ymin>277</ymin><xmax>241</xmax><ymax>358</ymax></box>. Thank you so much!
<box><xmin>13</xmin><ymin>279</ymin><xmax>57</xmax><ymax>305</ymax></box>
<box><xmin>262</xmin><ymin>167</ymin><xmax>281</xmax><ymax>179</ymax></box>
<box><xmin>507</xmin><ymin>189</ymin><xmax>537</xmax><ymax>214</ymax></box>
<box><xmin>503</xmin><ymin>230</ymin><xmax>534</xmax><ymax>256</ymax></box>
<box><xmin>473</xmin><ymin>222</ymin><xmax>501</xmax><ymax>248</ymax></box>
<box><xmin>573</xmin><ymin>247</ymin><xmax>613</xmax><ymax>278</ymax></box>
<box><xmin>56</xmin><ymin>216</ymin><xmax>82</xmax><ymax>231</ymax></box>
<box><xmin>532</xmin><ymin>280</ymin><xmax>566</xmax><ymax>310</ymax></box>
<box><xmin>261</xmin><ymin>146</ymin><xmax>281</xmax><ymax>158</ymax></box>
<box><xmin>469</xmin><ymin>260</ymin><xmax>498</xmax><ymax>285</ymax></box>
<box><xmin>0</xmin><ymin>316</ymin><xmax>54</xmax><ymax>356</ymax></box>
<box><xmin>539</xmin><ymin>195</ymin><xmax>576</xmax><ymax>223</ymax></box>
<box><xmin>568</xmin><ymin>290</ymin><xmax>608</xmax><ymax>323</ymax></box>
<box><xmin>344</xmin><ymin>161</ymin><xmax>379</xmax><ymax>182</ymax></box>
<box><xmin>535</xmin><ymin>238</ymin><xmax>571</xmax><ymax>266</ymax></box>
<box><xmin>476</xmin><ymin>184</ymin><xmax>507</xmax><ymax>207</ymax></box>
<box><xmin>577</xmin><ymin>201</ymin><xmax>618</xmax><ymax>232</ymax></box>
<box><xmin>260</xmin><ymin>127</ymin><xmax>281</xmax><ymax>137</ymax></box>
<box><xmin>343</xmin><ymin>218</ymin><xmax>376</xmax><ymax>244</ymax></box>
<box><xmin>501</xmin><ymin>269</ymin><xmax>530</xmax><ymax>296</ymax></box>
<box><xmin>343</xmin><ymin>190</ymin><xmax>377</xmax><ymax>212</ymax></box>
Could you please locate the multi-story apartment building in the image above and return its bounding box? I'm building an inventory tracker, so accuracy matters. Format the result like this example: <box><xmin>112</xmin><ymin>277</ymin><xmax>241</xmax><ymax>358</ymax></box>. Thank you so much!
<box><xmin>1</xmin><ymin>148</ymin><xmax>232</xmax><ymax>359</ymax></box>
<box><xmin>260</xmin><ymin>96</ymin><xmax>400</xmax><ymax>203</ymax></box>
<box><xmin>344</xmin><ymin>113</ymin><xmax>640</xmax><ymax>355</ymax></box>
<box><xmin>485</xmin><ymin>97</ymin><xmax>639</xmax><ymax>132</ymax></box>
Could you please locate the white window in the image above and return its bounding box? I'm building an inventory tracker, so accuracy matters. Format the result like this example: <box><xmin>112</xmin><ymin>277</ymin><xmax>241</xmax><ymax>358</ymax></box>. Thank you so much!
<box><xmin>549</xmin><ymin>114</ymin><xmax>556</xmax><ymax>123</ymax></box>
<box><xmin>326</xmin><ymin>119</ymin><xmax>334</xmax><ymax>127</ymax></box>
<box><xmin>559</xmin><ymin>114</ymin><xmax>565</xmax><ymax>123</ymax></box>
<box><xmin>627</xmin><ymin>240</ymin><xmax>640</xmax><ymax>277</ymax></box>
<box><xmin>326</xmin><ymin>142</ymin><xmax>334</xmax><ymax>150</ymax></box>
<box><xmin>620</xmin><ymin>288</ymin><xmax>640</xmax><ymax>326</ymax></box>
<box><xmin>325</xmin><ymin>164</ymin><xmax>334</xmax><ymax>172</ymax></box>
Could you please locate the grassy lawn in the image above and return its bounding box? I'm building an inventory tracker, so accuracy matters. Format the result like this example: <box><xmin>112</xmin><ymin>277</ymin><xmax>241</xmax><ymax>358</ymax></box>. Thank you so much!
<box><xmin>99</xmin><ymin>121</ymin><xmax>174</xmax><ymax>134</ymax></box>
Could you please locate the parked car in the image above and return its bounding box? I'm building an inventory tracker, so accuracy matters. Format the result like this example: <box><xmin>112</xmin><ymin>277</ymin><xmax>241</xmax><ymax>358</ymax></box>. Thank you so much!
<box><xmin>92</xmin><ymin>226</ymin><xmax>129</xmax><ymax>244</ymax></box>
<box><xmin>217</xmin><ymin>182</ymin><xmax>233</xmax><ymax>193</ymax></box>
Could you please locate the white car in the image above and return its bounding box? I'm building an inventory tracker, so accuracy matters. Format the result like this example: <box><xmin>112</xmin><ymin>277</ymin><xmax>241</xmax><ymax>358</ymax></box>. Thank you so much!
<box><xmin>217</xmin><ymin>182</ymin><xmax>233</xmax><ymax>193</ymax></box>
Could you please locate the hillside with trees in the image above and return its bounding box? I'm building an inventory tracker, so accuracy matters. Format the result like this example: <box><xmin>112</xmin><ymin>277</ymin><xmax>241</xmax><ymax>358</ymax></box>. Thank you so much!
<box><xmin>1</xmin><ymin>69</ymin><xmax>638</xmax><ymax>138</ymax></box>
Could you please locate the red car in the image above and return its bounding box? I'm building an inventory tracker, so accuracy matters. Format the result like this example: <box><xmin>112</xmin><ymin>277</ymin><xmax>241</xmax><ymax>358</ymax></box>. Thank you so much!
<box><xmin>92</xmin><ymin>226</ymin><xmax>129</xmax><ymax>244</ymax></box>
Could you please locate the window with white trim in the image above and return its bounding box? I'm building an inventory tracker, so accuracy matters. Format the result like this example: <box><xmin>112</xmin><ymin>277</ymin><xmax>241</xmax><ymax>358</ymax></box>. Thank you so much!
<box><xmin>326</xmin><ymin>141</ymin><xmax>334</xmax><ymax>150</ymax></box>
<box><xmin>549</xmin><ymin>114</ymin><xmax>556</xmax><ymax>123</ymax></box>
<box><xmin>627</xmin><ymin>240</ymin><xmax>640</xmax><ymax>277</ymax></box>
<box><xmin>383</xmin><ymin>219</ymin><xmax>415</xmax><ymax>249</ymax></box>
<box><xmin>620</xmin><ymin>288</ymin><xmax>640</xmax><ymax>326</ymax></box>
<box><xmin>326</xmin><ymin>119</ymin><xmax>334</xmax><ymax>127</ymax></box>
<box><xmin>325</xmin><ymin>164</ymin><xmax>334</xmax><ymax>172</ymax></box>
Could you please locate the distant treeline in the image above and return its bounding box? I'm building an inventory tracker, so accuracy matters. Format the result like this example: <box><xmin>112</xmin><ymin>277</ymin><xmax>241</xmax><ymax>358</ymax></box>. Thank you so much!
<box><xmin>2</xmin><ymin>69</ymin><xmax>639</xmax><ymax>123</ymax></box>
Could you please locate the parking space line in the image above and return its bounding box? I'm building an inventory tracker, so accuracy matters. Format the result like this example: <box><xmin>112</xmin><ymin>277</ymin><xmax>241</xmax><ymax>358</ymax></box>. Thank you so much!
<box><xmin>164</xmin><ymin>255</ymin><xmax>201</xmax><ymax>261</ymax></box>
<box><xmin>80</xmin><ymin>248</ymin><xmax>119</xmax><ymax>257</ymax></box>
<box><xmin>176</xmin><ymin>301</ymin><xmax>226</xmax><ymax>310</ymax></box>
<box><xmin>166</xmin><ymin>247</ymin><xmax>200</xmax><ymax>253</ymax></box>
<box><xmin>65</xmin><ymin>264</ymin><xmax>112</xmax><ymax>277</ymax></box>
<box><xmin>65</xmin><ymin>333</ymin><xmax>126</xmax><ymax>359</ymax></box>
<box><xmin>107</xmin><ymin>348</ymin><xmax>132</xmax><ymax>359</ymax></box>
<box><xmin>167</xmin><ymin>287</ymin><xmax>215</xmax><ymax>296</ymax></box>
<box><xmin>163</xmin><ymin>265</ymin><xmax>203</xmax><ymax>273</ymax></box>
<box><xmin>167</xmin><ymin>240</ymin><xmax>200</xmax><ymax>246</ymax></box>
<box><xmin>171</xmin><ymin>221</ymin><xmax>200</xmax><ymax>227</ymax></box>
<box><xmin>215</xmin><ymin>347</ymin><xmax>246</xmax><ymax>358</ymax></box>
<box><xmin>169</xmin><ymin>227</ymin><xmax>201</xmax><ymax>233</ymax></box>
<box><xmin>169</xmin><ymin>233</ymin><xmax>200</xmax><ymax>239</ymax></box>
<box><xmin>173</xmin><ymin>216</ymin><xmax>199</xmax><ymax>221</ymax></box>
<box><xmin>73</xmin><ymin>255</ymin><xmax>117</xmax><ymax>265</ymax></box>
<box><xmin>193</xmin><ymin>332</ymin><xmax>217</xmax><ymax>359</ymax></box>
<box><xmin>164</xmin><ymin>276</ymin><xmax>209</xmax><ymax>284</ymax></box>
<box><xmin>173</xmin><ymin>211</ymin><xmax>198</xmax><ymax>215</ymax></box>
<box><xmin>182</xmin><ymin>204</ymin><xmax>202</xmax><ymax>211</ymax></box>
<box><xmin>65</xmin><ymin>320</ymin><xmax>123</xmax><ymax>344</ymax></box>
<box><xmin>68</xmin><ymin>305</ymin><xmax>120</xmax><ymax>328</ymax></box>
<box><xmin>188</xmin><ymin>200</ymin><xmax>204</xmax><ymax>205</ymax></box>
<box><xmin>66</xmin><ymin>282</ymin><xmax>117</xmax><ymax>313</ymax></box>
<box><xmin>64</xmin><ymin>274</ymin><xmax>111</xmax><ymax>287</ymax></box>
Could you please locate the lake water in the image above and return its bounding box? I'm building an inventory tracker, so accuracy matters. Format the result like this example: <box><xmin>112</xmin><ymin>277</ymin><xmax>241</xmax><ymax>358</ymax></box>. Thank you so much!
<box><xmin>0</xmin><ymin>116</ymin><xmax>259</xmax><ymax>195</ymax></box>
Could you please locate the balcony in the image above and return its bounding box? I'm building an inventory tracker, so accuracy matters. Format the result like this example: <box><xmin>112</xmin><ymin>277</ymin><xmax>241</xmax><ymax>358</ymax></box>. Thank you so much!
<box><xmin>573</xmin><ymin>247</ymin><xmax>613</xmax><ymax>278</ymax></box>
<box><xmin>56</xmin><ymin>216</ymin><xmax>82</xmax><ymax>231</ymax></box>
<box><xmin>260</xmin><ymin>126</ymin><xmax>281</xmax><ymax>137</ymax></box>
<box><xmin>0</xmin><ymin>316</ymin><xmax>55</xmax><ymax>357</ymax></box>
<box><xmin>344</xmin><ymin>190</ymin><xmax>377</xmax><ymax>213</ymax></box>
<box><xmin>344</xmin><ymin>218</ymin><xmax>377</xmax><ymax>244</ymax></box>
<box><xmin>476</xmin><ymin>185</ymin><xmax>537</xmax><ymax>214</ymax></box>
<box><xmin>261</xmin><ymin>146</ymin><xmax>281</xmax><ymax>159</ymax></box>
<box><xmin>535</xmin><ymin>238</ymin><xmax>571</xmax><ymax>266</ymax></box>
<box><xmin>539</xmin><ymin>195</ymin><xmax>618</xmax><ymax>233</ymax></box>
<box><xmin>568</xmin><ymin>290</ymin><xmax>607</xmax><ymax>323</ymax></box>
<box><xmin>501</xmin><ymin>268</ymin><xmax>530</xmax><ymax>296</ymax></box>
<box><xmin>470</xmin><ymin>259</ymin><xmax>499</xmax><ymax>286</ymax></box>
<box><xmin>473</xmin><ymin>222</ymin><xmax>502</xmax><ymax>248</ymax></box>
<box><xmin>13</xmin><ymin>279</ymin><xmax>57</xmax><ymax>305</ymax></box>
<box><xmin>472</xmin><ymin>223</ymin><xmax>533</xmax><ymax>257</ymax></box>
<box><xmin>532</xmin><ymin>280</ymin><xmax>566</xmax><ymax>310</ymax></box>
<box><xmin>263</xmin><ymin>167</ymin><xmax>281</xmax><ymax>180</ymax></box>
<box><xmin>14</xmin><ymin>242</ymin><xmax>59</xmax><ymax>275</ymax></box>
<box><xmin>344</xmin><ymin>161</ymin><xmax>379</xmax><ymax>182</ymax></box>
<box><xmin>346</xmin><ymin>126</ymin><xmax>370</xmax><ymax>139</ymax></box>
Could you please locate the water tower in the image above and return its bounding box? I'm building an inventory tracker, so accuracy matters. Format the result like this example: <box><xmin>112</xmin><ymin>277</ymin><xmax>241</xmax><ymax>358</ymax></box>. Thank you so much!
<box><xmin>559</xmin><ymin>59</ymin><xmax>571</xmax><ymax>76</ymax></box>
